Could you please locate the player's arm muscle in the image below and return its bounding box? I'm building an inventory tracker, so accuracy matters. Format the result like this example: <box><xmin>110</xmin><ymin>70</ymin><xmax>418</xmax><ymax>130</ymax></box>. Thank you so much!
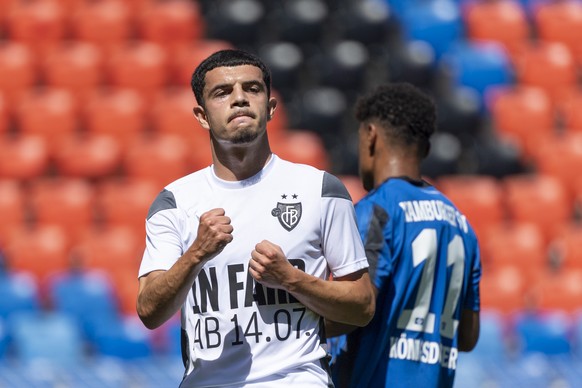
<box><xmin>457</xmin><ymin>309</ymin><xmax>479</xmax><ymax>351</ymax></box>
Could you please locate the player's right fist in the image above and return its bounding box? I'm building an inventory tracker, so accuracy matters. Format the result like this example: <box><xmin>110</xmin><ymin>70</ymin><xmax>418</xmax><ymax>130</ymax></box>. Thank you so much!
<box><xmin>191</xmin><ymin>208</ymin><xmax>233</xmax><ymax>261</ymax></box>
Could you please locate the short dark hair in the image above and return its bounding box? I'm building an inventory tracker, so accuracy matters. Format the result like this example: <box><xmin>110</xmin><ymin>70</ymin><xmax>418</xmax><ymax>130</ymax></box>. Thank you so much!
<box><xmin>191</xmin><ymin>49</ymin><xmax>272</xmax><ymax>106</ymax></box>
<box><xmin>355</xmin><ymin>82</ymin><xmax>436</xmax><ymax>158</ymax></box>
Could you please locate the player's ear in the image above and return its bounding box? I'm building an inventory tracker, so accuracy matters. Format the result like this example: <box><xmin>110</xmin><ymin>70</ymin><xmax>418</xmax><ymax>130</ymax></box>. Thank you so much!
<box><xmin>368</xmin><ymin>123</ymin><xmax>378</xmax><ymax>155</ymax></box>
<box><xmin>267</xmin><ymin>96</ymin><xmax>277</xmax><ymax>121</ymax></box>
<box><xmin>193</xmin><ymin>105</ymin><xmax>210</xmax><ymax>130</ymax></box>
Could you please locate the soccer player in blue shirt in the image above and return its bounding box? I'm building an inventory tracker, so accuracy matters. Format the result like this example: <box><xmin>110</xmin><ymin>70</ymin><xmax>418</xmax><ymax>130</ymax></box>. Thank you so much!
<box><xmin>327</xmin><ymin>83</ymin><xmax>481</xmax><ymax>388</ymax></box>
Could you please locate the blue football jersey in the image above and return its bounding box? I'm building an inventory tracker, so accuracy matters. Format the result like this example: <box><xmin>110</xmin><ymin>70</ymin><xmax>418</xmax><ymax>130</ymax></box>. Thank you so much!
<box><xmin>330</xmin><ymin>177</ymin><xmax>481</xmax><ymax>388</ymax></box>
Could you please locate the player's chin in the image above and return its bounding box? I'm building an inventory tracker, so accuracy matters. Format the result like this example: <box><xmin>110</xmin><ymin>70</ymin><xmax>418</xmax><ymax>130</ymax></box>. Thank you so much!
<box><xmin>231</xmin><ymin>129</ymin><xmax>259</xmax><ymax>145</ymax></box>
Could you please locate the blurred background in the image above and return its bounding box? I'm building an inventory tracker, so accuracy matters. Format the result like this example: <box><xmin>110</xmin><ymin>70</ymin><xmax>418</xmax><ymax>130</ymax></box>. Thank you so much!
<box><xmin>0</xmin><ymin>0</ymin><xmax>581</xmax><ymax>386</ymax></box>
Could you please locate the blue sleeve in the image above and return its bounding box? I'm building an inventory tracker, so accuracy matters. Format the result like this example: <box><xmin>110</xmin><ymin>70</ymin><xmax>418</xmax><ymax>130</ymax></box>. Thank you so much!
<box><xmin>356</xmin><ymin>199</ymin><xmax>392</xmax><ymax>290</ymax></box>
<box><xmin>463</xmin><ymin>239</ymin><xmax>482</xmax><ymax>311</ymax></box>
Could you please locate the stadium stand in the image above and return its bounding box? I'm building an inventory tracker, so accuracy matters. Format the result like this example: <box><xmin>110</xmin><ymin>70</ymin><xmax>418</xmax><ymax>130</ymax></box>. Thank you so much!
<box><xmin>1</xmin><ymin>0</ymin><xmax>582</xmax><ymax>386</ymax></box>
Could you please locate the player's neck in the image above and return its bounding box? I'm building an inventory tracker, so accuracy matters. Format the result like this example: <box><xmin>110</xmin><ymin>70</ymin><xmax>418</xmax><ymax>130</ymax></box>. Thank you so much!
<box><xmin>374</xmin><ymin>155</ymin><xmax>421</xmax><ymax>187</ymax></box>
<box><xmin>211</xmin><ymin>136</ymin><xmax>272</xmax><ymax>181</ymax></box>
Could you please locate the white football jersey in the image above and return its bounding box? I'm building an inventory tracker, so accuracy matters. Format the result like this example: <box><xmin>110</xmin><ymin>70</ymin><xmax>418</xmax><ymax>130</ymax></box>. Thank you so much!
<box><xmin>139</xmin><ymin>154</ymin><xmax>368</xmax><ymax>387</ymax></box>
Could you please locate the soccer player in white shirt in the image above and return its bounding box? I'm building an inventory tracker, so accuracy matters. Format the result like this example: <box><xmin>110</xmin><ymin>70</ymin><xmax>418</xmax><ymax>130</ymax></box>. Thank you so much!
<box><xmin>136</xmin><ymin>49</ymin><xmax>375</xmax><ymax>388</ymax></box>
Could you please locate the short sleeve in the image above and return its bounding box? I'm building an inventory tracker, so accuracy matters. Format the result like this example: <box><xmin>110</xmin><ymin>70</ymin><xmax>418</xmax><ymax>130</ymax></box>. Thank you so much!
<box><xmin>138</xmin><ymin>189</ymin><xmax>185</xmax><ymax>277</ymax></box>
<box><xmin>320</xmin><ymin>173</ymin><xmax>368</xmax><ymax>277</ymax></box>
<box><xmin>463</xmin><ymin>243</ymin><xmax>482</xmax><ymax>311</ymax></box>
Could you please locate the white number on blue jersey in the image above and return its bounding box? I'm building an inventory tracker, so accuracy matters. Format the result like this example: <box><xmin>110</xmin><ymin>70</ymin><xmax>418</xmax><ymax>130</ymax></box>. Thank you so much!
<box><xmin>396</xmin><ymin>229</ymin><xmax>465</xmax><ymax>338</ymax></box>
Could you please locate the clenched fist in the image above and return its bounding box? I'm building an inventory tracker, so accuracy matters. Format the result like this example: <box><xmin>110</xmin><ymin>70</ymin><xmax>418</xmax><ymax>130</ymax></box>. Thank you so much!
<box><xmin>249</xmin><ymin>240</ymin><xmax>296</xmax><ymax>290</ymax></box>
<box><xmin>189</xmin><ymin>208</ymin><xmax>233</xmax><ymax>262</ymax></box>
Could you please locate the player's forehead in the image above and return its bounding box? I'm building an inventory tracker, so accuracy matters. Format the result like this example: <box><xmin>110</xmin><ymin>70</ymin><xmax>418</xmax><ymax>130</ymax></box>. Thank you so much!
<box><xmin>203</xmin><ymin>65</ymin><xmax>265</xmax><ymax>92</ymax></box>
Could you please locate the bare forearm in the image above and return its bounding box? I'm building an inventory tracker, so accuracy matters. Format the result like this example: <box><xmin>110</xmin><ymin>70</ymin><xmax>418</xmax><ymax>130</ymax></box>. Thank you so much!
<box><xmin>284</xmin><ymin>270</ymin><xmax>375</xmax><ymax>327</ymax></box>
<box><xmin>137</xmin><ymin>253</ymin><xmax>205</xmax><ymax>329</ymax></box>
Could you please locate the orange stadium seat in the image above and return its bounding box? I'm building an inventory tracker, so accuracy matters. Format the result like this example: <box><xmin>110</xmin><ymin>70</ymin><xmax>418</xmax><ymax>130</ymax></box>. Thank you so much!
<box><xmin>28</xmin><ymin>178</ymin><xmax>96</xmax><ymax>245</ymax></box>
<box><xmin>106</xmin><ymin>41</ymin><xmax>169</xmax><ymax>103</ymax></box>
<box><xmin>70</xmin><ymin>0</ymin><xmax>132</xmax><ymax>55</ymax></box>
<box><xmin>73</xmin><ymin>225</ymin><xmax>142</xmax><ymax>274</ymax></box>
<box><xmin>96</xmin><ymin>178</ymin><xmax>160</xmax><ymax>240</ymax></box>
<box><xmin>83</xmin><ymin>87</ymin><xmax>147</xmax><ymax>151</ymax></box>
<box><xmin>53</xmin><ymin>133</ymin><xmax>122</xmax><ymax>179</ymax></box>
<box><xmin>112</xmin><ymin>267</ymin><xmax>140</xmax><ymax>316</ymax></box>
<box><xmin>529</xmin><ymin>269</ymin><xmax>582</xmax><ymax>312</ymax></box>
<box><xmin>171</xmin><ymin>40</ymin><xmax>234</xmax><ymax>86</ymax></box>
<box><xmin>481</xmin><ymin>222</ymin><xmax>548</xmax><ymax>281</ymax></box>
<box><xmin>486</xmin><ymin>86</ymin><xmax>554</xmax><ymax>158</ymax></box>
<box><xmin>270</xmin><ymin>130</ymin><xmax>329</xmax><ymax>171</ymax></box>
<box><xmin>151</xmin><ymin>87</ymin><xmax>199</xmax><ymax>138</ymax></box>
<box><xmin>533</xmin><ymin>0</ymin><xmax>582</xmax><ymax>65</ymax></box>
<box><xmin>551</xmin><ymin>223</ymin><xmax>582</xmax><ymax>270</ymax></box>
<box><xmin>462</xmin><ymin>0</ymin><xmax>530</xmax><ymax>60</ymax></box>
<box><xmin>0</xmin><ymin>94</ymin><xmax>8</xmax><ymax>135</ymax></box>
<box><xmin>502</xmin><ymin>174</ymin><xmax>572</xmax><ymax>242</ymax></box>
<box><xmin>123</xmin><ymin>133</ymin><xmax>192</xmax><ymax>188</ymax></box>
<box><xmin>437</xmin><ymin>174</ymin><xmax>505</xmax><ymax>239</ymax></box>
<box><xmin>5</xmin><ymin>224</ymin><xmax>70</xmax><ymax>281</ymax></box>
<box><xmin>514</xmin><ymin>41</ymin><xmax>577</xmax><ymax>102</ymax></box>
<box><xmin>527</xmin><ymin>132</ymin><xmax>582</xmax><ymax>197</ymax></box>
<box><xmin>5</xmin><ymin>0</ymin><xmax>66</xmax><ymax>56</ymax></box>
<box><xmin>0</xmin><ymin>42</ymin><xmax>36</xmax><ymax>108</ymax></box>
<box><xmin>14</xmin><ymin>88</ymin><xmax>78</xmax><ymax>154</ymax></box>
<box><xmin>0</xmin><ymin>134</ymin><xmax>49</xmax><ymax>180</ymax></box>
<box><xmin>40</xmin><ymin>41</ymin><xmax>104</xmax><ymax>103</ymax></box>
<box><xmin>136</xmin><ymin>0</ymin><xmax>205</xmax><ymax>49</ymax></box>
<box><xmin>479</xmin><ymin>264</ymin><xmax>530</xmax><ymax>314</ymax></box>
<box><xmin>0</xmin><ymin>180</ymin><xmax>26</xmax><ymax>245</ymax></box>
<box><xmin>557</xmin><ymin>88</ymin><xmax>582</xmax><ymax>132</ymax></box>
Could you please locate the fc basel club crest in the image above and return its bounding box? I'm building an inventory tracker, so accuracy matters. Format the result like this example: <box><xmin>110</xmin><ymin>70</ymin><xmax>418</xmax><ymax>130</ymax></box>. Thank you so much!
<box><xmin>272</xmin><ymin>202</ymin><xmax>302</xmax><ymax>231</ymax></box>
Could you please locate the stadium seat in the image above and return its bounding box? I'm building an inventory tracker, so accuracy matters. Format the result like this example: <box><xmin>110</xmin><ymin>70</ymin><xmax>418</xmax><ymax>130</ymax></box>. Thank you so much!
<box><xmin>293</xmin><ymin>86</ymin><xmax>347</xmax><ymax>141</ymax></box>
<box><xmin>53</xmin><ymin>133</ymin><xmax>122</xmax><ymax>179</ymax></box>
<box><xmin>14</xmin><ymin>87</ymin><xmax>78</xmax><ymax>154</ymax></box>
<box><xmin>270</xmin><ymin>129</ymin><xmax>329</xmax><ymax>171</ymax></box>
<box><xmin>462</xmin><ymin>0</ymin><xmax>530</xmax><ymax>60</ymax></box>
<box><xmin>258</xmin><ymin>42</ymin><xmax>305</xmax><ymax>101</ymax></box>
<box><xmin>150</xmin><ymin>87</ymin><xmax>200</xmax><ymax>139</ymax></box>
<box><xmin>91</xmin><ymin>315</ymin><xmax>152</xmax><ymax>359</ymax></box>
<box><xmin>440</xmin><ymin>41</ymin><xmax>514</xmax><ymax>109</ymax></box>
<box><xmin>551</xmin><ymin>223</ymin><xmax>582</xmax><ymax>270</ymax></box>
<box><xmin>481</xmin><ymin>222</ymin><xmax>548</xmax><ymax>282</ymax></box>
<box><xmin>70</xmin><ymin>0</ymin><xmax>132</xmax><ymax>54</ymax></box>
<box><xmin>533</xmin><ymin>0</ymin><xmax>582</xmax><ymax>65</ymax></box>
<box><xmin>8</xmin><ymin>311</ymin><xmax>84</xmax><ymax>365</ymax></box>
<box><xmin>308</xmin><ymin>40</ymin><xmax>370</xmax><ymax>93</ymax></box>
<box><xmin>83</xmin><ymin>87</ymin><xmax>147</xmax><ymax>151</ymax></box>
<box><xmin>486</xmin><ymin>86</ymin><xmax>554</xmax><ymax>158</ymax></box>
<box><xmin>470</xmin><ymin>310</ymin><xmax>509</xmax><ymax>360</ymax></box>
<box><xmin>73</xmin><ymin>225</ymin><xmax>143</xmax><ymax>275</ymax></box>
<box><xmin>527</xmin><ymin>132</ymin><xmax>582</xmax><ymax>197</ymax></box>
<box><xmin>0</xmin><ymin>42</ymin><xmax>36</xmax><ymax>108</ymax></box>
<box><xmin>105</xmin><ymin>41</ymin><xmax>169</xmax><ymax>103</ymax></box>
<box><xmin>557</xmin><ymin>88</ymin><xmax>582</xmax><ymax>132</ymax></box>
<box><xmin>267</xmin><ymin>0</ymin><xmax>329</xmax><ymax>47</ymax></box>
<box><xmin>0</xmin><ymin>180</ymin><xmax>26</xmax><ymax>244</ymax></box>
<box><xmin>502</xmin><ymin>174</ymin><xmax>572</xmax><ymax>242</ymax></box>
<box><xmin>170</xmin><ymin>40</ymin><xmax>234</xmax><ymax>86</ymax></box>
<box><xmin>479</xmin><ymin>264</ymin><xmax>529</xmax><ymax>314</ymax></box>
<box><xmin>513</xmin><ymin>310</ymin><xmax>573</xmax><ymax>354</ymax></box>
<box><xmin>530</xmin><ymin>269</ymin><xmax>582</xmax><ymax>312</ymax></box>
<box><xmin>437</xmin><ymin>174</ymin><xmax>505</xmax><ymax>239</ymax></box>
<box><xmin>0</xmin><ymin>134</ymin><xmax>49</xmax><ymax>180</ymax></box>
<box><xmin>136</xmin><ymin>0</ymin><xmax>205</xmax><ymax>48</ymax></box>
<box><xmin>28</xmin><ymin>178</ymin><xmax>96</xmax><ymax>245</ymax></box>
<box><xmin>40</xmin><ymin>41</ymin><xmax>103</xmax><ymax>103</ymax></box>
<box><xmin>47</xmin><ymin>269</ymin><xmax>119</xmax><ymax>340</ymax></box>
<box><xmin>5</xmin><ymin>0</ymin><xmax>66</xmax><ymax>56</ymax></box>
<box><xmin>5</xmin><ymin>225</ymin><xmax>70</xmax><ymax>281</ymax></box>
<box><xmin>0</xmin><ymin>271</ymin><xmax>40</xmax><ymax>319</ymax></box>
<box><xmin>123</xmin><ymin>133</ymin><xmax>192</xmax><ymax>189</ymax></box>
<box><xmin>112</xmin><ymin>268</ymin><xmax>140</xmax><ymax>316</ymax></box>
<box><xmin>514</xmin><ymin>41</ymin><xmax>577</xmax><ymax>102</ymax></box>
<box><xmin>96</xmin><ymin>178</ymin><xmax>160</xmax><ymax>240</ymax></box>
<box><xmin>0</xmin><ymin>94</ymin><xmax>7</xmax><ymax>135</ymax></box>
<box><xmin>400</xmin><ymin>0</ymin><xmax>464</xmax><ymax>60</ymax></box>
<box><xmin>333</xmin><ymin>0</ymin><xmax>397</xmax><ymax>46</ymax></box>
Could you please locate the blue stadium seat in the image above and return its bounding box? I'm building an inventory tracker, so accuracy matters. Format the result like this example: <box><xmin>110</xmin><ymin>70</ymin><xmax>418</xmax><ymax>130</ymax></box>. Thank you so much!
<box><xmin>513</xmin><ymin>311</ymin><xmax>573</xmax><ymax>355</ymax></box>
<box><xmin>47</xmin><ymin>269</ymin><xmax>119</xmax><ymax>341</ymax></box>
<box><xmin>440</xmin><ymin>41</ymin><xmax>514</xmax><ymax>110</ymax></box>
<box><xmin>92</xmin><ymin>315</ymin><xmax>153</xmax><ymax>359</ymax></box>
<box><xmin>7</xmin><ymin>311</ymin><xmax>84</xmax><ymax>365</ymax></box>
<box><xmin>471</xmin><ymin>310</ymin><xmax>509</xmax><ymax>360</ymax></box>
<box><xmin>400</xmin><ymin>0</ymin><xmax>464</xmax><ymax>61</ymax></box>
<box><xmin>0</xmin><ymin>270</ymin><xmax>40</xmax><ymax>319</ymax></box>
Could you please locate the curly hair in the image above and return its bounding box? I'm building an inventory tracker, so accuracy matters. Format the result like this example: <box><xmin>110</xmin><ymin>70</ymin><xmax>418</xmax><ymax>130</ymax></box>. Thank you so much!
<box><xmin>355</xmin><ymin>82</ymin><xmax>436</xmax><ymax>158</ymax></box>
<box><xmin>191</xmin><ymin>49</ymin><xmax>272</xmax><ymax>107</ymax></box>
